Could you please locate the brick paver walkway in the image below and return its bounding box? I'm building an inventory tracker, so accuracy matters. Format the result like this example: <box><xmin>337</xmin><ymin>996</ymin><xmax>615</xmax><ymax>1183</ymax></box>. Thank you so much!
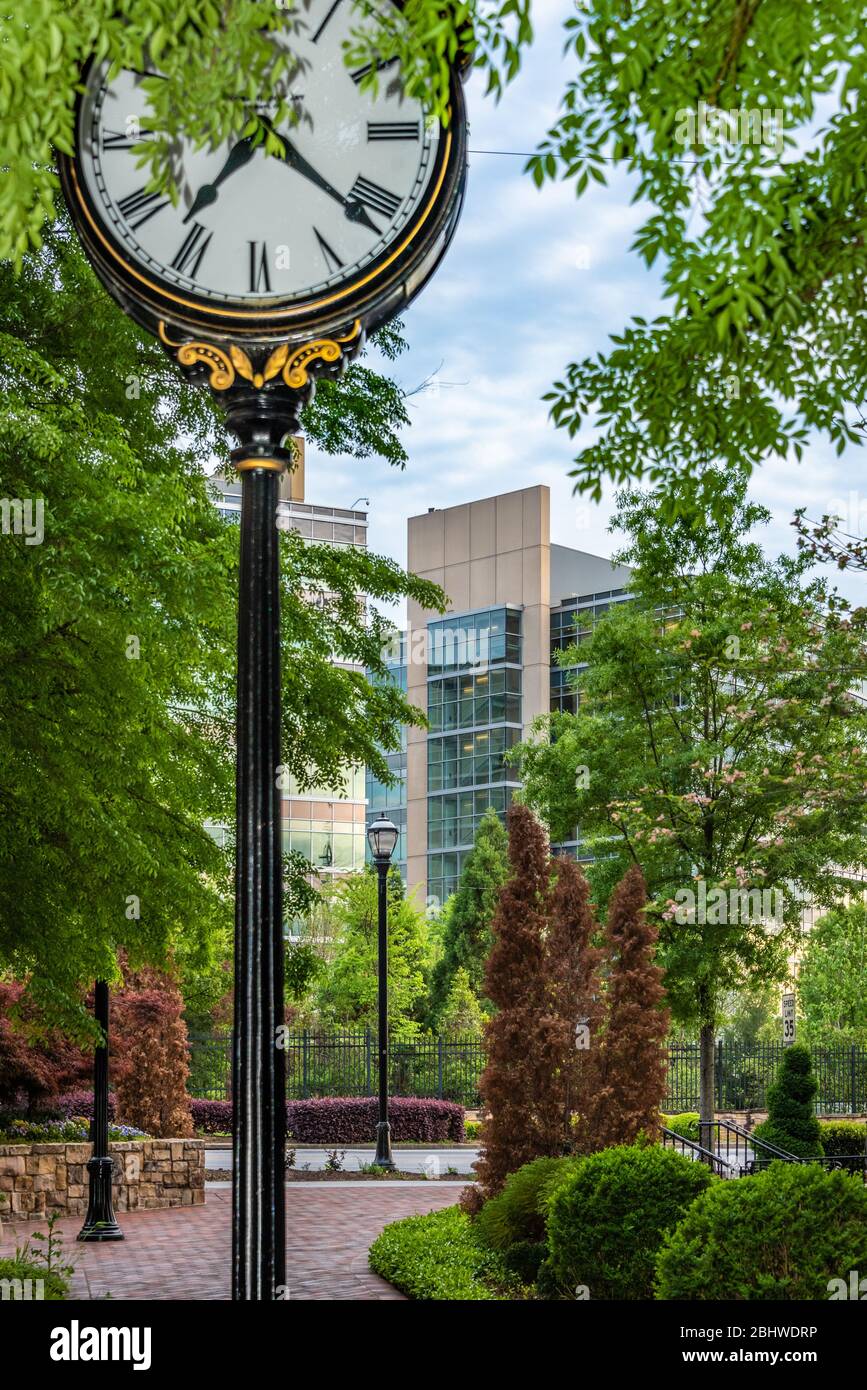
<box><xmin>0</xmin><ymin>1184</ymin><xmax>467</xmax><ymax>1301</ymax></box>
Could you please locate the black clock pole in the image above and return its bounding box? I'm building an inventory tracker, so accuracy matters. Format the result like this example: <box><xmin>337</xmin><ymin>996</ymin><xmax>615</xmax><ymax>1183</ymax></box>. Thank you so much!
<box><xmin>225</xmin><ymin>392</ymin><xmax>300</xmax><ymax>1301</ymax></box>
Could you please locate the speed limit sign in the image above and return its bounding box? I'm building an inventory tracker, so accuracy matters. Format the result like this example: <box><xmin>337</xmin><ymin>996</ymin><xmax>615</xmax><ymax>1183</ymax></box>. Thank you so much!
<box><xmin>782</xmin><ymin>994</ymin><xmax>796</xmax><ymax>1046</ymax></box>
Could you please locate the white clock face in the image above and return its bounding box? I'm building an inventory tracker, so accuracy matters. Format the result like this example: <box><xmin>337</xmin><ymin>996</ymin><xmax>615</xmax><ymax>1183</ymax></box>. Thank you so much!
<box><xmin>77</xmin><ymin>0</ymin><xmax>440</xmax><ymax>306</ymax></box>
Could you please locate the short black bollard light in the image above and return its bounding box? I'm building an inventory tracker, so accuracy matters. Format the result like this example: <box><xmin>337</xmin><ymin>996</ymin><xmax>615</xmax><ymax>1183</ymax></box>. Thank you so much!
<box><xmin>367</xmin><ymin>813</ymin><xmax>399</xmax><ymax>1171</ymax></box>
<box><xmin>78</xmin><ymin>980</ymin><xmax>123</xmax><ymax>1242</ymax></box>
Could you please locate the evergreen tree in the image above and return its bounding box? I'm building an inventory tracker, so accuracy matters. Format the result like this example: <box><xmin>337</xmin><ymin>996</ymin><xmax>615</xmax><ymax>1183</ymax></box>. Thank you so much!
<box><xmin>429</xmin><ymin>807</ymin><xmax>509</xmax><ymax>1019</ymax></box>
<box><xmin>754</xmin><ymin>1045</ymin><xmax>823</xmax><ymax>1159</ymax></box>
<box><xmin>584</xmin><ymin>866</ymin><xmax>670</xmax><ymax>1151</ymax></box>
<box><xmin>438</xmin><ymin>967</ymin><xmax>485</xmax><ymax>1037</ymax></box>
<box><xmin>468</xmin><ymin>804</ymin><xmax>551</xmax><ymax>1207</ymax></box>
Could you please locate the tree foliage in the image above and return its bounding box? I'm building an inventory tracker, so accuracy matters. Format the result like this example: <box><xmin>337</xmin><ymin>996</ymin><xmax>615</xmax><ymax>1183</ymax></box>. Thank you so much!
<box><xmin>798</xmin><ymin>901</ymin><xmax>867</xmax><ymax>1050</ymax></box>
<box><xmin>112</xmin><ymin>964</ymin><xmax>194</xmax><ymax>1138</ymax></box>
<box><xmin>469</xmin><ymin>808</ymin><xmax>608</xmax><ymax>1197</ymax></box>
<box><xmin>0</xmin><ymin>221</ymin><xmax>442</xmax><ymax>1029</ymax></box>
<box><xmin>313</xmin><ymin>868</ymin><xmax>431</xmax><ymax>1033</ymax></box>
<box><xmin>515</xmin><ymin>476</ymin><xmax>867</xmax><ymax>1066</ymax></box>
<box><xmin>429</xmin><ymin>806</ymin><xmax>509</xmax><ymax>1020</ymax></box>
<box><xmin>519</xmin><ymin>1</ymin><xmax>867</xmax><ymax>515</ymax></box>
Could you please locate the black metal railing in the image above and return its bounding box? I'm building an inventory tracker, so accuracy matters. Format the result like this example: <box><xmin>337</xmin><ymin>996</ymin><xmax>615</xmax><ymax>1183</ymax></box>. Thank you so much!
<box><xmin>660</xmin><ymin>1126</ymin><xmax>736</xmax><ymax>1178</ymax></box>
<box><xmin>187</xmin><ymin>1032</ymin><xmax>867</xmax><ymax>1115</ymax></box>
<box><xmin>187</xmin><ymin>1029</ymin><xmax>486</xmax><ymax>1107</ymax></box>
<box><xmin>667</xmin><ymin>1041</ymin><xmax>867</xmax><ymax>1114</ymax></box>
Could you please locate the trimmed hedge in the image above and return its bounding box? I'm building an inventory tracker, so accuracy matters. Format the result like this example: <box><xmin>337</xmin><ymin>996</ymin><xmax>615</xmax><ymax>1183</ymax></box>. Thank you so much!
<box><xmin>753</xmin><ymin>1045</ymin><xmax>823</xmax><ymax>1158</ymax></box>
<box><xmin>655</xmin><ymin>1161</ymin><xmax>867</xmax><ymax>1300</ymax></box>
<box><xmin>190</xmin><ymin>1099</ymin><xmax>232</xmax><ymax>1134</ymax></box>
<box><xmin>662</xmin><ymin>1112</ymin><xmax>700</xmax><ymax>1142</ymax></box>
<box><xmin>188</xmin><ymin>1096</ymin><xmax>465</xmax><ymax>1142</ymax></box>
<box><xmin>287</xmin><ymin>1097</ymin><xmax>464</xmax><ymax>1143</ymax></box>
<box><xmin>819</xmin><ymin>1121</ymin><xmax>866</xmax><ymax>1157</ymax></box>
<box><xmin>542</xmin><ymin>1143</ymin><xmax>715</xmax><ymax>1300</ymax></box>
<box><xmin>475</xmin><ymin>1156</ymin><xmax>577</xmax><ymax>1253</ymax></box>
<box><xmin>369</xmin><ymin>1205</ymin><xmax>508</xmax><ymax>1300</ymax></box>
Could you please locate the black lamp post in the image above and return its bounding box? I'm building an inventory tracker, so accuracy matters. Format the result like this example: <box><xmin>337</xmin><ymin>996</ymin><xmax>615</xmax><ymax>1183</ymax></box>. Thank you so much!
<box><xmin>77</xmin><ymin>980</ymin><xmax>123</xmax><ymax>1242</ymax></box>
<box><xmin>367</xmin><ymin>813</ymin><xmax>399</xmax><ymax>1170</ymax></box>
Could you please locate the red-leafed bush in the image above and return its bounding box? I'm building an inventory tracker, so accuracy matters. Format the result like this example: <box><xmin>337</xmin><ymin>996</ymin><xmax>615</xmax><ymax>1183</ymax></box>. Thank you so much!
<box><xmin>50</xmin><ymin>1090</ymin><xmax>118</xmax><ymax>1122</ymax></box>
<box><xmin>190</xmin><ymin>1099</ymin><xmax>233</xmax><ymax>1134</ymax></box>
<box><xmin>0</xmin><ymin>983</ymin><xmax>93</xmax><ymax>1111</ymax></box>
<box><xmin>286</xmin><ymin>1097</ymin><xmax>464</xmax><ymax>1144</ymax></box>
<box><xmin>188</xmin><ymin>1097</ymin><xmax>464</xmax><ymax>1141</ymax></box>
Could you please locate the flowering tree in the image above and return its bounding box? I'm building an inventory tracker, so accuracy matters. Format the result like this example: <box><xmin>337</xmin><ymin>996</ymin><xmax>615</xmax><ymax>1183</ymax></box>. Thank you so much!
<box><xmin>516</xmin><ymin>475</ymin><xmax>867</xmax><ymax>1129</ymax></box>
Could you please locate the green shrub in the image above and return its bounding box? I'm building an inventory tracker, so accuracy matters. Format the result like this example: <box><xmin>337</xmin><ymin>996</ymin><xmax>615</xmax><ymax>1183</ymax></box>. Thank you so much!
<box><xmin>819</xmin><ymin>1121</ymin><xmax>866</xmax><ymax>1157</ymax></box>
<box><xmin>369</xmin><ymin>1205</ymin><xmax>509</xmax><ymax>1300</ymax></box>
<box><xmin>542</xmin><ymin>1144</ymin><xmax>714</xmax><ymax>1300</ymax></box>
<box><xmin>661</xmin><ymin>1112</ymin><xmax>700</xmax><ymax>1142</ymax></box>
<box><xmin>502</xmin><ymin>1239</ymin><xmax>548</xmax><ymax>1283</ymax></box>
<box><xmin>753</xmin><ymin>1045</ymin><xmax>822</xmax><ymax>1158</ymax></box>
<box><xmin>464</xmin><ymin>1120</ymin><xmax>481</xmax><ymax>1142</ymax></box>
<box><xmin>656</xmin><ymin>1161</ymin><xmax>867</xmax><ymax>1300</ymax></box>
<box><xmin>0</xmin><ymin>1257</ymin><xmax>69</xmax><ymax>1300</ymax></box>
<box><xmin>475</xmin><ymin>1156</ymin><xmax>578</xmax><ymax>1252</ymax></box>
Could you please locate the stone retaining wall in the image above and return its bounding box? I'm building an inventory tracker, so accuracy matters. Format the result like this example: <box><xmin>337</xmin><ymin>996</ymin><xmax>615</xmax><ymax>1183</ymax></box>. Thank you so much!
<box><xmin>0</xmin><ymin>1140</ymin><xmax>205</xmax><ymax>1220</ymax></box>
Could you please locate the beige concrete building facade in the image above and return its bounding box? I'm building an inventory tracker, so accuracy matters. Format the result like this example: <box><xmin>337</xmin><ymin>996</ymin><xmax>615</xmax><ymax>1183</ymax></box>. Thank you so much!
<box><xmin>402</xmin><ymin>484</ymin><xmax>631</xmax><ymax>907</ymax></box>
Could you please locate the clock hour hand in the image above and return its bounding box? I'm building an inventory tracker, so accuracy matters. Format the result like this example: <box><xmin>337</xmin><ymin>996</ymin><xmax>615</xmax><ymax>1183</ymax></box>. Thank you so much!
<box><xmin>184</xmin><ymin>137</ymin><xmax>257</xmax><ymax>223</ymax></box>
<box><xmin>260</xmin><ymin>119</ymin><xmax>379</xmax><ymax>233</ymax></box>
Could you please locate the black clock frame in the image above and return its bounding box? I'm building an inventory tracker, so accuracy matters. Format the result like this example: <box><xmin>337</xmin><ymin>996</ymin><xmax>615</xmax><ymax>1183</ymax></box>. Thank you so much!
<box><xmin>58</xmin><ymin>59</ymin><xmax>467</xmax><ymax>348</ymax></box>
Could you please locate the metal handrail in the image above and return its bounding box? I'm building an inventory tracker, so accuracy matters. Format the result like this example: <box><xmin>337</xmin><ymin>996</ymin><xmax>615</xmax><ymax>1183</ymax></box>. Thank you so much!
<box><xmin>708</xmin><ymin>1118</ymin><xmax>800</xmax><ymax>1163</ymax></box>
<box><xmin>660</xmin><ymin>1126</ymin><xmax>736</xmax><ymax>1178</ymax></box>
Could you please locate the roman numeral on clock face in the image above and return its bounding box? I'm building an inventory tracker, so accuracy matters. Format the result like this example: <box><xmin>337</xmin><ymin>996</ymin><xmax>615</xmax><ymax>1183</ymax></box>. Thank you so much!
<box><xmin>248</xmin><ymin>241</ymin><xmax>272</xmax><ymax>293</ymax></box>
<box><xmin>314</xmin><ymin>228</ymin><xmax>344</xmax><ymax>273</ymax></box>
<box><xmin>170</xmin><ymin>222</ymin><xmax>213</xmax><ymax>278</ymax></box>
<box><xmin>367</xmin><ymin>121</ymin><xmax>419</xmax><ymax>142</ymax></box>
<box><xmin>350</xmin><ymin>55</ymin><xmax>400</xmax><ymax>85</ymax></box>
<box><xmin>349</xmin><ymin>175</ymin><xmax>402</xmax><ymax>221</ymax></box>
<box><xmin>117</xmin><ymin>186</ymin><xmax>170</xmax><ymax>230</ymax></box>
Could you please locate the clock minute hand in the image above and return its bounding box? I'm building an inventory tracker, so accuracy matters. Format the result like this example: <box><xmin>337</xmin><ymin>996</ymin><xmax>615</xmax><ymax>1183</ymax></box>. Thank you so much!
<box><xmin>184</xmin><ymin>137</ymin><xmax>256</xmax><ymax>223</ymax></box>
<box><xmin>262</xmin><ymin>121</ymin><xmax>379</xmax><ymax>233</ymax></box>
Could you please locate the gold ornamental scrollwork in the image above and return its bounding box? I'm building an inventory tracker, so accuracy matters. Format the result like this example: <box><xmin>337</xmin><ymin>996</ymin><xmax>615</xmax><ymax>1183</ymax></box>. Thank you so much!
<box><xmin>157</xmin><ymin>322</ymin><xmax>235</xmax><ymax>390</ymax></box>
<box><xmin>158</xmin><ymin>320</ymin><xmax>363</xmax><ymax>392</ymax></box>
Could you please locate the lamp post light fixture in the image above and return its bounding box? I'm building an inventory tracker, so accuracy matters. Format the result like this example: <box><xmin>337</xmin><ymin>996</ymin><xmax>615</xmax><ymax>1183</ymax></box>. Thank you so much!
<box><xmin>367</xmin><ymin>813</ymin><xmax>399</xmax><ymax>1170</ymax></box>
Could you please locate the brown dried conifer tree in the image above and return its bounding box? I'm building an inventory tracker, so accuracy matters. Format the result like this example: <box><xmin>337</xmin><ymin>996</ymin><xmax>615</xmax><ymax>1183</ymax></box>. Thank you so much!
<box><xmin>113</xmin><ymin>965</ymin><xmax>194</xmax><ymax>1138</ymax></box>
<box><xmin>465</xmin><ymin>803</ymin><xmax>551</xmax><ymax>1207</ymax></box>
<box><xmin>584</xmin><ymin>864</ymin><xmax>669</xmax><ymax>1149</ymax></box>
<box><xmin>538</xmin><ymin>855</ymin><xmax>605</xmax><ymax>1157</ymax></box>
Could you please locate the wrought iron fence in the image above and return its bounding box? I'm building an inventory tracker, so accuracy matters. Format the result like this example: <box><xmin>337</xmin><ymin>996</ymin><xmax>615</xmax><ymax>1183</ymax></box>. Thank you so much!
<box><xmin>666</xmin><ymin>1042</ymin><xmax>867</xmax><ymax>1115</ymax></box>
<box><xmin>187</xmin><ymin>1034</ymin><xmax>867</xmax><ymax>1115</ymax></box>
<box><xmin>187</xmin><ymin>1030</ymin><xmax>486</xmax><ymax>1108</ymax></box>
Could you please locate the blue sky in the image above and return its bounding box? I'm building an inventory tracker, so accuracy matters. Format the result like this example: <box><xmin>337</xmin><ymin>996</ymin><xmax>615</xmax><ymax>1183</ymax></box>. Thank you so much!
<box><xmin>304</xmin><ymin>0</ymin><xmax>865</xmax><ymax>611</ymax></box>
